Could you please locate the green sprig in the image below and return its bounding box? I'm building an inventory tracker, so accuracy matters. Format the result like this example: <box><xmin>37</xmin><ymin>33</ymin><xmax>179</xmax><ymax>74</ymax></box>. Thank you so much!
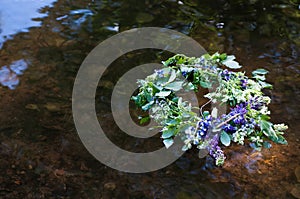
<box><xmin>132</xmin><ymin>53</ymin><xmax>288</xmax><ymax>166</ymax></box>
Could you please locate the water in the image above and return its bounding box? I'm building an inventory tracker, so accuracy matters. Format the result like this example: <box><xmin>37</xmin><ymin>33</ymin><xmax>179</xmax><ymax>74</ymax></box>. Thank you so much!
<box><xmin>0</xmin><ymin>0</ymin><xmax>299</xmax><ymax>198</ymax></box>
<box><xmin>0</xmin><ymin>0</ymin><xmax>57</xmax><ymax>47</ymax></box>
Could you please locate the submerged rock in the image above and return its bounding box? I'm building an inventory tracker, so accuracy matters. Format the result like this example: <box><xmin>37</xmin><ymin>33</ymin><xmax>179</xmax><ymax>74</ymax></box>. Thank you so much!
<box><xmin>104</xmin><ymin>182</ymin><xmax>116</xmax><ymax>191</ymax></box>
<box><xmin>25</xmin><ymin>104</ymin><xmax>39</xmax><ymax>111</ymax></box>
<box><xmin>44</xmin><ymin>103</ymin><xmax>61</xmax><ymax>112</ymax></box>
<box><xmin>291</xmin><ymin>184</ymin><xmax>300</xmax><ymax>199</ymax></box>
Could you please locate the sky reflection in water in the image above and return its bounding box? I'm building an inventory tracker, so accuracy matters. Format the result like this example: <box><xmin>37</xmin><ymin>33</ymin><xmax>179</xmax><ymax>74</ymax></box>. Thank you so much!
<box><xmin>0</xmin><ymin>0</ymin><xmax>56</xmax><ymax>89</ymax></box>
<box><xmin>0</xmin><ymin>0</ymin><xmax>57</xmax><ymax>48</ymax></box>
<box><xmin>0</xmin><ymin>59</ymin><xmax>28</xmax><ymax>89</ymax></box>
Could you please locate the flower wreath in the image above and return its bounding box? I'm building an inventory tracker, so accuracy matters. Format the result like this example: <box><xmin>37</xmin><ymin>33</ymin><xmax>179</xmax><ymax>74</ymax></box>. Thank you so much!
<box><xmin>132</xmin><ymin>53</ymin><xmax>288</xmax><ymax>166</ymax></box>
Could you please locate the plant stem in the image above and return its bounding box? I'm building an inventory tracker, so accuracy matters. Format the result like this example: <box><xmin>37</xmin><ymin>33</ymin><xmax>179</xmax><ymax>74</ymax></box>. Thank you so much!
<box><xmin>200</xmin><ymin>99</ymin><xmax>212</xmax><ymax>117</ymax></box>
<box><xmin>215</xmin><ymin>113</ymin><xmax>240</xmax><ymax>129</ymax></box>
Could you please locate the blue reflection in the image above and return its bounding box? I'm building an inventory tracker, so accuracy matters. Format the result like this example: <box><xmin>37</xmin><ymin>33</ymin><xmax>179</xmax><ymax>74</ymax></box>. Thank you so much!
<box><xmin>10</xmin><ymin>59</ymin><xmax>28</xmax><ymax>75</ymax></box>
<box><xmin>0</xmin><ymin>59</ymin><xmax>28</xmax><ymax>90</ymax></box>
<box><xmin>0</xmin><ymin>0</ymin><xmax>57</xmax><ymax>48</ymax></box>
<box><xmin>58</xmin><ymin>9</ymin><xmax>94</xmax><ymax>30</ymax></box>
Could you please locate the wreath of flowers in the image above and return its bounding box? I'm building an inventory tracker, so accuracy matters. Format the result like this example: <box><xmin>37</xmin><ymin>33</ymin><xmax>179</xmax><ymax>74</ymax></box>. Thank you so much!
<box><xmin>132</xmin><ymin>53</ymin><xmax>288</xmax><ymax>166</ymax></box>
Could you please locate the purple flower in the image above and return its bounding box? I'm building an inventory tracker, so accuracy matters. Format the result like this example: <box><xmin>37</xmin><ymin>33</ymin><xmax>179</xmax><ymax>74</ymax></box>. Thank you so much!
<box><xmin>209</xmin><ymin>134</ymin><xmax>219</xmax><ymax>155</ymax></box>
<box><xmin>222</xmin><ymin>124</ymin><xmax>237</xmax><ymax>133</ymax></box>
<box><xmin>155</xmin><ymin>69</ymin><xmax>164</xmax><ymax>78</ymax></box>
<box><xmin>181</xmin><ymin>71</ymin><xmax>188</xmax><ymax>77</ymax></box>
<box><xmin>249</xmin><ymin>118</ymin><xmax>256</xmax><ymax>128</ymax></box>
<box><xmin>240</xmin><ymin>78</ymin><xmax>248</xmax><ymax>89</ymax></box>
<box><xmin>181</xmin><ymin>67</ymin><xmax>195</xmax><ymax>78</ymax></box>
<box><xmin>249</xmin><ymin>97</ymin><xmax>264</xmax><ymax>110</ymax></box>
<box><xmin>208</xmin><ymin>134</ymin><xmax>226</xmax><ymax>166</ymax></box>
<box><xmin>228</xmin><ymin>103</ymin><xmax>248</xmax><ymax>125</ymax></box>
<box><xmin>220</xmin><ymin>69</ymin><xmax>232</xmax><ymax>81</ymax></box>
<box><xmin>197</xmin><ymin>116</ymin><xmax>212</xmax><ymax>138</ymax></box>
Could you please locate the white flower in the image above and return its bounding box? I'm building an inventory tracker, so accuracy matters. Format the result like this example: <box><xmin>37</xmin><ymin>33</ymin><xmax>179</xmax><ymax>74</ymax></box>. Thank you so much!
<box><xmin>260</xmin><ymin>106</ymin><xmax>270</xmax><ymax>115</ymax></box>
<box><xmin>274</xmin><ymin>123</ymin><xmax>288</xmax><ymax>131</ymax></box>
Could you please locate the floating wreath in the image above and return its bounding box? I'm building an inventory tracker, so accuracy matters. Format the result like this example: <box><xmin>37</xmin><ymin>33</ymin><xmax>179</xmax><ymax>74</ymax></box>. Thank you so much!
<box><xmin>132</xmin><ymin>53</ymin><xmax>288</xmax><ymax>166</ymax></box>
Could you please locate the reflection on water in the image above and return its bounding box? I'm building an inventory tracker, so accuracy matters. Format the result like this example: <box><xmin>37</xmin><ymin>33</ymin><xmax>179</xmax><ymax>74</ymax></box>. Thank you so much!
<box><xmin>57</xmin><ymin>9</ymin><xmax>94</xmax><ymax>30</ymax></box>
<box><xmin>0</xmin><ymin>59</ymin><xmax>28</xmax><ymax>89</ymax></box>
<box><xmin>0</xmin><ymin>0</ymin><xmax>57</xmax><ymax>48</ymax></box>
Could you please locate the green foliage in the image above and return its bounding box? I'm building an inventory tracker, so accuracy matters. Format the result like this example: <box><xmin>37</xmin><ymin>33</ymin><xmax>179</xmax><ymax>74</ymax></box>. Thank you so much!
<box><xmin>163</xmin><ymin>138</ymin><xmax>174</xmax><ymax>149</ymax></box>
<box><xmin>252</xmin><ymin>69</ymin><xmax>273</xmax><ymax>89</ymax></box>
<box><xmin>221</xmin><ymin>55</ymin><xmax>242</xmax><ymax>69</ymax></box>
<box><xmin>132</xmin><ymin>52</ymin><xmax>288</xmax><ymax>166</ymax></box>
<box><xmin>220</xmin><ymin>131</ymin><xmax>231</xmax><ymax>146</ymax></box>
<box><xmin>139</xmin><ymin>116</ymin><xmax>150</xmax><ymax>125</ymax></box>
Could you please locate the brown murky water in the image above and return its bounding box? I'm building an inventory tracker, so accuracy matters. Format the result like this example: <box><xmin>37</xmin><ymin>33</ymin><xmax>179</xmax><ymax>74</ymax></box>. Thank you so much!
<box><xmin>0</xmin><ymin>0</ymin><xmax>299</xmax><ymax>198</ymax></box>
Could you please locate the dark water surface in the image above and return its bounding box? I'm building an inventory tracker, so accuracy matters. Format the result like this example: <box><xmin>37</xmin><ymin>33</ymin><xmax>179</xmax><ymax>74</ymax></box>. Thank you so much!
<box><xmin>0</xmin><ymin>0</ymin><xmax>299</xmax><ymax>198</ymax></box>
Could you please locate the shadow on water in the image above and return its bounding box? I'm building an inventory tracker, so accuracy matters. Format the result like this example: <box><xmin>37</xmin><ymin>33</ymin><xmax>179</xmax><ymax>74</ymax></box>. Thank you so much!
<box><xmin>0</xmin><ymin>0</ymin><xmax>299</xmax><ymax>198</ymax></box>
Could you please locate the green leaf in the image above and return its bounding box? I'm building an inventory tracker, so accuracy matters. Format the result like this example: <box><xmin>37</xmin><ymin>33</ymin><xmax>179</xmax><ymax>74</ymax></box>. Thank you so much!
<box><xmin>275</xmin><ymin>135</ymin><xmax>288</xmax><ymax>145</ymax></box>
<box><xmin>250</xmin><ymin>143</ymin><xmax>262</xmax><ymax>151</ymax></box>
<box><xmin>167</xmin><ymin>69</ymin><xmax>176</xmax><ymax>83</ymax></box>
<box><xmin>225</xmin><ymin>55</ymin><xmax>235</xmax><ymax>61</ymax></box>
<box><xmin>162</xmin><ymin>59</ymin><xmax>174</xmax><ymax>66</ymax></box>
<box><xmin>220</xmin><ymin>131</ymin><xmax>231</xmax><ymax>146</ymax></box>
<box><xmin>163</xmin><ymin>138</ymin><xmax>174</xmax><ymax>148</ymax></box>
<box><xmin>260</xmin><ymin>120</ymin><xmax>272</xmax><ymax>130</ymax></box>
<box><xmin>182</xmin><ymin>112</ymin><xmax>191</xmax><ymax>118</ymax></box>
<box><xmin>165</xmin><ymin>119</ymin><xmax>178</xmax><ymax>126</ymax></box>
<box><xmin>260</xmin><ymin>114</ymin><xmax>270</xmax><ymax>120</ymax></box>
<box><xmin>140</xmin><ymin>116</ymin><xmax>150</xmax><ymax>124</ymax></box>
<box><xmin>219</xmin><ymin>53</ymin><xmax>227</xmax><ymax>61</ymax></box>
<box><xmin>172</xmin><ymin>96</ymin><xmax>179</xmax><ymax>103</ymax></box>
<box><xmin>156</xmin><ymin>68</ymin><xmax>171</xmax><ymax>84</ymax></box>
<box><xmin>252</xmin><ymin>68</ymin><xmax>269</xmax><ymax>75</ymax></box>
<box><xmin>131</xmin><ymin>95</ymin><xmax>138</xmax><ymax>102</ymax></box>
<box><xmin>145</xmin><ymin>92</ymin><xmax>153</xmax><ymax>102</ymax></box>
<box><xmin>182</xmin><ymin>145</ymin><xmax>189</xmax><ymax>151</ymax></box>
<box><xmin>153</xmin><ymin>84</ymin><xmax>163</xmax><ymax>91</ymax></box>
<box><xmin>161</xmin><ymin>128</ymin><xmax>174</xmax><ymax>139</ymax></box>
<box><xmin>222</xmin><ymin>60</ymin><xmax>242</xmax><ymax>69</ymax></box>
<box><xmin>164</xmin><ymin>81</ymin><xmax>184</xmax><ymax>91</ymax></box>
<box><xmin>183</xmin><ymin>82</ymin><xmax>195</xmax><ymax>91</ymax></box>
<box><xmin>258</xmin><ymin>81</ymin><xmax>273</xmax><ymax>89</ymax></box>
<box><xmin>141</xmin><ymin>101</ymin><xmax>154</xmax><ymax>111</ymax></box>
<box><xmin>253</xmin><ymin>74</ymin><xmax>266</xmax><ymax>81</ymax></box>
<box><xmin>200</xmin><ymin>81</ymin><xmax>211</xmax><ymax>88</ymax></box>
<box><xmin>156</xmin><ymin>77</ymin><xmax>169</xmax><ymax>85</ymax></box>
<box><xmin>155</xmin><ymin>90</ymin><xmax>171</xmax><ymax>97</ymax></box>
<box><xmin>263</xmin><ymin>141</ymin><xmax>272</xmax><ymax>149</ymax></box>
<box><xmin>203</xmin><ymin>54</ymin><xmax>211</xmax><ymax>60</ymax></box>
<box><xmin>202</xmin><ymin>111</ymin><xmax>210</xmax><ymax>118</ymax></box>
<box><xmin>175</xmin><ymin>55</ymin><xmax>186</xmax><ymax>64</ymax></box>
<box><xmin>260</xmin><ymin>120</ymin><xmax>278</xmax><ymax>140</ymax></box>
